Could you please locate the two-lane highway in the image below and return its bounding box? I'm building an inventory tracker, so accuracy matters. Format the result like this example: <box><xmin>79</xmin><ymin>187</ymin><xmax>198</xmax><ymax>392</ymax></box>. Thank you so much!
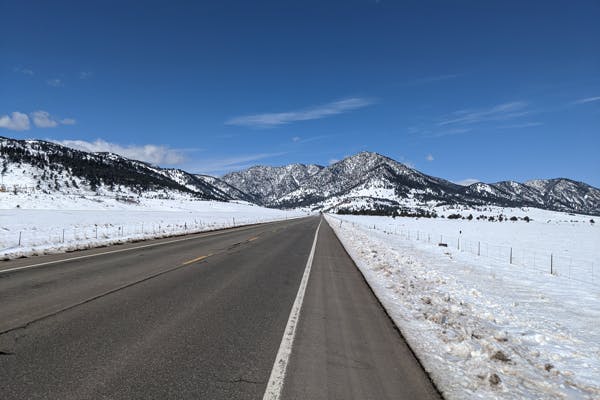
<box><xmin>0</xmin><ymin>216</ymin><xmax>440</xmax><ymax>399</ymax></box>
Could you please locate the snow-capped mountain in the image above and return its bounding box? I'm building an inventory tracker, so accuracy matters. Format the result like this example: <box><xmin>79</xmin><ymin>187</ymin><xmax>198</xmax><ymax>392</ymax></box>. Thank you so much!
<box><xmin>0</xmin><ymin>137</ymin><xmax>231</xmax><ymax>201</ymax></box>
<box><xmin>271</xmin><ymin>152</ymin><xmax>468</xmax><ymax>209</ymax></box>
<box><xmin>194</xmin><ymin>174</ymin><xmax>258</xmax><ymax>203</ymax></box>
<box><xmin>221</xmin><ymin>163</ymin><xmax>323</xmax><ymax>205</ymax></box>
<box><xmin>223</xmin><ymin>152</ymin><xmax>600</xmax><ymax>215</ymax></box>
<box><xmin>522</xmin><ymin>178</ymin><xmax>600</xmax><ymax>214</ymax></box>
<box><xmin>2</xmin><ymin>137</ymin><xmax>598</xmax><ymax>215</ymax></box>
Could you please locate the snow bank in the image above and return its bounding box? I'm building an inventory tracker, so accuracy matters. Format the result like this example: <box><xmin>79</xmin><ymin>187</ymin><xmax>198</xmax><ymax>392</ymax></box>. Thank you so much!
<box><xmin>326</xmin><ymin>214</ymin><xmax>600</xmax><ymax>399</ymax></box>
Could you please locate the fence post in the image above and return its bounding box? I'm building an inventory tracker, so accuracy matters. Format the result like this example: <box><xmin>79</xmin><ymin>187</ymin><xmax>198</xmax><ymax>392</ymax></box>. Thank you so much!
<box><xmin>457</xmin><ymin>237</ymin><xmax>460</xmax><ymax>250</ymax></box>
<box><xmin>62</xmin><ymin>229</ymin><xmax>65</xmax><ymax>243</ymax></box>
<box><xmin>550</xmin><ymin>253</ymin><xmax>553</xmax><ymax>275</ymax></box>
<box><xmin>478</xmin><ymin>241</ymin><xmax>480</xmax><ymax>256</ymax></box>
<box><xmin>95</xmin><ymin>226</ymin><xmax>98</xmax><ymax>239</ymax></box>
<box><xmin>18</xmin><ymin>231</ymin><xmax>22</xmax><ymax>247</ymax></box>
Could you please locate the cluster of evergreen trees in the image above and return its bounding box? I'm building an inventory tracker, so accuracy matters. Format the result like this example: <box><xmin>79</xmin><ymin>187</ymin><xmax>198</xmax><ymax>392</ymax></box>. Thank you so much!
<box><xmin>337</xmin><ymin>205</ymin><xmax>437</xmax><ymax>218</ymax></box>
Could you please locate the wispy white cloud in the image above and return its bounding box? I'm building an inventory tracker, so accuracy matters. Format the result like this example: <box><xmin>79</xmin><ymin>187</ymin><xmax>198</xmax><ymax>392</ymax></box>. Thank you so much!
<box><xmin>79</xmin><ymin>71</ymin><xmax>93</xmax><ymax>79</ymax></box>
<box><xmin>60</xmin><ymin>118</ymin><xmax>77</xmax><ymax>125</ymax></box>
<box><xmin>54</xmin><ymin>139</ymin><xmax>187</xmax><ymax>165</ymax></box>
<box><xmin>454</xmin><ymin>178</ymin><xmax>480</xmax><ymax>186</ymax></box>
<box><xmin>573</xmin><ymin>96</ymin><xmax>600</xmax><ymax>105</ymax></box>
<box><xmin>226</xmin><ymin>97</ymin><xmax>375</xmax><ymax>128</ymax></box>
<box><xmin>0</xmin><ymin>110</ymin><xmax>74</xmax><ymax>131</ymax></box>
<box><xmin>438</xmin><ymin>101</ymin><xmax>530</xmax><ymax>126</ymax></box>
<box><xmin>31</xmin><ymin>111</ymin><xmax>59</xmax><ymax>128</ymax></box>
<box><xmin>46</xmin><ymin>78</ymin><xmax>63</xmax><ymax>87</ymax></box>
<box><xmin>426</xmin><ymin>154</ymin><xmax>434</xmax><ymax>162</ymax></box>
<box><xmin>30</xmin><ymin>111</ymin><xmax>76</xmax><ymax>128</ymax></box>
<box><xmin>290</xmin><ymin>134</ymin><xmax>335</xmax><ymax>144</ymax></box>
<box><xmin>426</xmin><ymin>127</ymin><xmax>472</xmax><ymax>138</ymax></box>
<box><xmin>411</xmin><ymin>101</ymin><xmax>536</xmax><ymax>138</ymax></box>
<box><xmin>0</xmin><ymin>112</ymin><xmax>30</xmax><ymax>131</ymax></box>
<box><xmin>188</xmin><ymin>152</ymin><xmax>287</xmax><ymax>174</ymax></box>
<box><xmin>328</xmin><ymin>158</ymin><xmax>339</xmax><ymax>165</ymax></box>
<box><xmin>499</xmin><ymin>121</ymin><xmax>543</xmax><ymax>129</ymax></box>
<box><xmin>14</xmin><ymin>67</ymin><xmax>34</xmax><ymax>76</ymax></box>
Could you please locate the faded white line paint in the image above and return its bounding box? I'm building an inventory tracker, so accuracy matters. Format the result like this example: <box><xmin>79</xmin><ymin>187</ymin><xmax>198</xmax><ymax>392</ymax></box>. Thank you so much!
<box><xmin>262</xmin><ymin>218</ymin><xmax>322</xmax><ymax>400</ymax></box>
<box><xmin>0</xmin><ymin>223</ymin><xmax>274</xmax><ymax>275</ymax></box>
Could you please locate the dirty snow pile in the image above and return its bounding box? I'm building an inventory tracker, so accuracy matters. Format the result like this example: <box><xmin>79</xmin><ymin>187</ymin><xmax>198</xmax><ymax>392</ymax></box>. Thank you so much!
<box><xmin>0</xmin><ymin>195</ymin><xmax>308</xmax><ymax>260</ymax></box>
<box><xmin>326</xmin><ymin>213</ymin><xmax>600</xmax><ymax>399</ymax></box>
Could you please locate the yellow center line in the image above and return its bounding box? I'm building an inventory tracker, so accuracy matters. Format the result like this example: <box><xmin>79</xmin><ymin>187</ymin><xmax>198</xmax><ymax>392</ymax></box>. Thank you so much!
<box><xmin>247</xmin><ymin>236</ymin><xmax>259</xmax><ymax>242</ymax></box>
<box><xmin>181</xmin><ymin>253</ymin><xmax>212</xmax><ymax>266</ymax></box>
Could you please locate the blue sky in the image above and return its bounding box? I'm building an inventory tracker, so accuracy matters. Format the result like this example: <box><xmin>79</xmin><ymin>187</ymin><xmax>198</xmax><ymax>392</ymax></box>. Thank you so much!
<box><xmin>1</xmin><ymin>0</ymin><xmax>599</xmax><ymax>186</ymax></box>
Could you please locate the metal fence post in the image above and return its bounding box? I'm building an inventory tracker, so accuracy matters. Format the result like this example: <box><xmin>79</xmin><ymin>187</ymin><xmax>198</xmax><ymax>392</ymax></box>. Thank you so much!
<box><xmin>550</xmin><ymin>253</ymin><xmax>553</xmax><ymax>275</ymax></box>
<box><xmin>18</xmin><ymin>231</ymin><xmax>22</xmax><ymax>247</ymax></box>
<box><xmin>478</xmin><ymin>241</ymin><xmax>480</xmax><ymax>256</ymax></box>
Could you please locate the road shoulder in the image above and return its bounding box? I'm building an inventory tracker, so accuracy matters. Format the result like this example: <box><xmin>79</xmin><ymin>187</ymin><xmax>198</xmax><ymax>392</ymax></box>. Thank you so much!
<box><xmin>281</xmin><ymin>218</ymin><xmax>441</xmax><ymax>399</ymax></box>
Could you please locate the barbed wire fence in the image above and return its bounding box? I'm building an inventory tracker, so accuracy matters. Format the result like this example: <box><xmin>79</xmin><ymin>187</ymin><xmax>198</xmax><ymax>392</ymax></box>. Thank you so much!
<box><xmin>329</xmin><ymin>215</ymin><xmax>598</xmax><ymax>286</ymax></box>
<box><xmin>0</xmin><ymin>214</ymin><xmax>292</xmax><ymax>258</ymax></box>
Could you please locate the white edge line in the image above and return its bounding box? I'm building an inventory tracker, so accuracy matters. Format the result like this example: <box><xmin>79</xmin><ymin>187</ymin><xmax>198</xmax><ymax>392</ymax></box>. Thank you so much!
<box><xmin>262</xmin><ymin>218</ymin><xmax>322</xmax><ymax>400</ymax></box>
<box><xmin>0</xmin><ymin>222</ymin><xmax>278</xmax><ymax>275</ymax></box>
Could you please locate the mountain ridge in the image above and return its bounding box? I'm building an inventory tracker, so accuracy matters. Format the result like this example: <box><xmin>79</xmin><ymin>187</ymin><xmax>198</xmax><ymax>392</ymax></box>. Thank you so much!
<box><xmin>2</xmin><ymin>137</ymin><xmax>598</xmax><ymax>215</ymax></box>
<box><xmin>222</xmin><ymin>151</ymin><xmax>600</xmax><ymax>215</ymax></box>
<box><xmin>0</xmin><ymin>136</ymin><xmax>231</xmax><ymax>202</ymax></box>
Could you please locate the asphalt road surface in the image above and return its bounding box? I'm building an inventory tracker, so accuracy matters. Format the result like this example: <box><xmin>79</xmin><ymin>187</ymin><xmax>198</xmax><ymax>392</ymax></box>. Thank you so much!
<box><xmin>0</xmin><ymin>216</ymin><xmax>441</xmax><ymax>399</ymax></box>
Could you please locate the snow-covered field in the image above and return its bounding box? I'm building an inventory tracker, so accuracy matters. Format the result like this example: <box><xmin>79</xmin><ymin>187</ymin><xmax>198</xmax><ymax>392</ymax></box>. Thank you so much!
<box><xmin>337</xmin><ymin>207</ymin><xmax>599</xmax><ymax>284</ymax></box>
<box><xmin>0</xmin><ymin>193</ymin><xmax>308</xmax><ymax>260</ymax></box>
<box><xmin>326</xmin><ymin>212</ymin><xmax>600</xmax><ymax>399</ymax></box>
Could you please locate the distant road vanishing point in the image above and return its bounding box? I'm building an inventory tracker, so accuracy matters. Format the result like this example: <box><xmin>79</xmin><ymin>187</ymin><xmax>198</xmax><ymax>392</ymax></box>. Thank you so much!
<box><xmin>0</xmin><ymin>216</ymin><xmax>440</xmax><ymax>400</ymax></box>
